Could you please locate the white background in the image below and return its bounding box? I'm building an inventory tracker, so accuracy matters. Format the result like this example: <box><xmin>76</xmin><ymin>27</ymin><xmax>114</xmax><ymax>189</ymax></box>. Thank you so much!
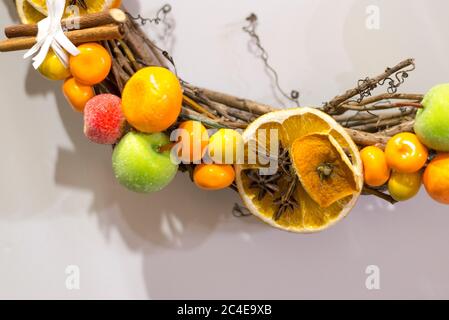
<box><xmin>1</xmin><ymin>0</ymin><xmax>449</xmax><ymax>299</ymax></box>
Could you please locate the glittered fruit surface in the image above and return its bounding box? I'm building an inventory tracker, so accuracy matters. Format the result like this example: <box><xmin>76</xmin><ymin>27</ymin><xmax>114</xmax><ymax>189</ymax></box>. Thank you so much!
<box><xmin>38</xmin><ymin>50</ymin><xmax>71</xmax><ymax>81</ymax></box>
<box><xmin>423</xmin><ymin>153</ymin><xmax>449</xmax><ymax>205</ymax></box>
<box><xmin>388</xmin><ymin>171</ymin><xmax>422</xmax><ymax>202</ymax></box>
<box><xmin>84</xmin><ymin>94</ymin><xmax>125</xmax><ymax>144</ymax></box>
<box><xmin>208</xmin><ymin>129</ymin><xmax>244</xmax><ymax>164</ymax></box>
<box><xmin>414</xmin><ymin>84</ymin><xmax>449</xmax><ymax>152</ymax></box>
<box><xmin>69</xmin><ymin>43</ymin><xmax>111</xmax><ymax>85</ymax></box>
<box><xmin>235</xmin><ymin>107</ymin><xmax>363</xmax><ymax>233</ymax></box>
<box><xmin>194</xmin><ymin>164</ymin><xmax>235</xmax><ymax>190</ymax></box>
<box><xmin>385</xmin><ymin>132</ymin><xmax>428</xmax><ymax>173</ymax></box>
<box><xmin>62</xmin><ymin>78</ymin><xmax>95</xmax><ymax>112</ymax></box>
<box><xmin>360</xmin><ymin>146</ymin><xmax>391</xmax><ymax>187</ymax></box>
<box><xmin>177</xmin><ymin>121</ymin><xmax>209</xmax><ymax>163</ymax></box>
<box><xmin>112</xmin><ymin>132</ymin><xmax>178</xmax><ymax>193</ymax></box>
<box><xmin>121</xmin><ymin>67</ymin><xmax>182</xmax><ymax>133</ymax></box>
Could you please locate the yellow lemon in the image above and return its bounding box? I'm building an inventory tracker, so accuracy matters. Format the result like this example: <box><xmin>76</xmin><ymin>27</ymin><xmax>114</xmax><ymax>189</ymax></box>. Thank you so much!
<box><xmin>38</xmin><ymin>50</ymin><xmax>71</xmax><ymax>81</ymax></box>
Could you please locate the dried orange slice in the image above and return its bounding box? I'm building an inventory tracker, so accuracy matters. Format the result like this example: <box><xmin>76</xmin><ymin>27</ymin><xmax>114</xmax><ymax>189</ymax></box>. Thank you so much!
<box><xmin>16</xmin><ymin>0</ymin><xmax>47</xmax><ymax>24</ymax></box>
<box><xmin>235</xmin><ymin>107</ymin><xmax>363</xmax><ymax>233</ymax></box>
<box><xmin>18</xmin><ymin>0</ymin><xmax>114</xmax><ymax>23</ymax></box>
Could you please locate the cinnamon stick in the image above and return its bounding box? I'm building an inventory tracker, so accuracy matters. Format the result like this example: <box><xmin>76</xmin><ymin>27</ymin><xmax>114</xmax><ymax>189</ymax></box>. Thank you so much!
<box><xmin>0</xmin><ymin>24</ymin><xmax>124</xmax><ymax>52</ymax></box>
<box><xmin>4</xmin><ymin>9</ymin><xmax>127</xmax><ymax>38</ymax></box>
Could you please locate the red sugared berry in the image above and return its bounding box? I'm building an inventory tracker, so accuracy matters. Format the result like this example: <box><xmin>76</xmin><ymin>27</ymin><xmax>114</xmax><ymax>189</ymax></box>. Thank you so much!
<box><xmin>84</xmin><ymin>94</ymin><xmax>126</xmax><ymax>144</ymax></box>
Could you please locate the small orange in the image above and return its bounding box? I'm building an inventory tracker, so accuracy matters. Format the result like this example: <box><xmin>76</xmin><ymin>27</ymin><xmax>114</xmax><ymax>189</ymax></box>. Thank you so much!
<box><xmin>385</xmin><ymin>132</ymin><xmax>428</xmax><ymax>173</ymax></box>
<box><xmin>111</xmin><ymin>0</ymin><xmax>122</xmax><ymax>8</ymax></box>
<box><xmin>193</xmin><ymin>164</ymin><xmax>235</xmax><ymax>190</ymax></box>
<box><xmin>177</xmin><ymin>120</ymin><xmax>209</xmax><ymax>163</ymax></box>
<box><xmin>69</xmin><ymin>43</ymin><xmax>111</xmax><ymax>85</ymax></box>
<box><xmin>62</xmin><ymin>77</ymin><xmax>95</xmax><ymax>112</ymax></box>
<box><xmin>360</xmin><ymin>146</ymin><xmax>390</xmax><ymax>187</ymax></box>
<box><xmin>423</xmin><ymin>153</ymin><xmax>449</xmax><ymax>205</ymax></box>
<box><xmin>121</xmin><ymin>67</ymin><xmax>182</xmax><ymax>133</ymax></box>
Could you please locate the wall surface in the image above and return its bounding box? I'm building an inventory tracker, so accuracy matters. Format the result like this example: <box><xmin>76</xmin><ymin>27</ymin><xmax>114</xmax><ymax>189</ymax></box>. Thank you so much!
<box><xmin>1</xmin><ymin>0</ymin><xmax>449</xmax><ymax>299</ymax></box>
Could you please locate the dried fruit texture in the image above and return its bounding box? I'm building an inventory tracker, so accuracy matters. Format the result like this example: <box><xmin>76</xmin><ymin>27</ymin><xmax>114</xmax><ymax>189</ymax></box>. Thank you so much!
<box><xmin>235</xmin><ymin>108</ymin><xmax>363</xmax><ymax>233</ymax></box>
<box><xmin>16</xmin><ymin>0</ymin><xmax>46</xmax><ymax>24</ymax></box>
<box><xmin>84</xmin><ymin>94</ymin><xmax>125</xmax><ymax>144</ymax></box>
<box><xmin>291</xmin><ymin>134</ymin><xmax>358</xmax><ymax>208</ymax></box>
<box><xmin>25</xmin><ymin>0</ymin><xmax>115</xmax><ymax>17</ymax></box>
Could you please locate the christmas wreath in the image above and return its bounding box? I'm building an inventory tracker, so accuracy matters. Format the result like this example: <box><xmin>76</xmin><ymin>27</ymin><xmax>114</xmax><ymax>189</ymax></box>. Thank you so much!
<box><xmin>1</xmin><ymin>0</ymin><xmax>449</xmax><ymax>233</ymax></box>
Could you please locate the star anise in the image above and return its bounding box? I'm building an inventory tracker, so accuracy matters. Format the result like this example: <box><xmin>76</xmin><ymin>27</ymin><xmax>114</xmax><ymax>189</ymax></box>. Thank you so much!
<box><xmin>246</xmin><ymin>169</ymin><xmax>281</xmax><ymax>201</ymax></box>
<box><xmin>273</xmin><ymin>176</ymin><xmax>299</xmax><ymax>221</ymax></box>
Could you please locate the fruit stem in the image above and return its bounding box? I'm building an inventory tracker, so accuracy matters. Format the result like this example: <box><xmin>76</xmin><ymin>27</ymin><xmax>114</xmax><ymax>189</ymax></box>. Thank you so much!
<box><xmin>317</xmin><ymin>163</ymin><xmax>334</xmax><ymax>180</ymax></box>
<box><xmin>158</xmin><ymin>142</ymin><xmax>175</xmax><ymax>153</ymax></box>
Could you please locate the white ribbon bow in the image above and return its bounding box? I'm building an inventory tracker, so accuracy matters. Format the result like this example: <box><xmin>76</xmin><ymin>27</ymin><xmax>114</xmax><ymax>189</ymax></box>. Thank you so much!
<box><xmin>24</xmin><ymin>0</ymin><xmax>80</xmax><ymax>69</ymax></box>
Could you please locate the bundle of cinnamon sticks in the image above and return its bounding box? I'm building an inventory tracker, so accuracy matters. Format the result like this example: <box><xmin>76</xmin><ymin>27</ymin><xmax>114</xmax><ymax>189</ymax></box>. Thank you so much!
<box><xmin>0</xmin><ymin>8</ymin><xmax>127</xmax><ymax>52</ymax></box>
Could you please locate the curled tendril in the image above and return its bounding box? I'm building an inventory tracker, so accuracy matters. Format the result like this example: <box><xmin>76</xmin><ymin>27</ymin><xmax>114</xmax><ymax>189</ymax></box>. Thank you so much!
<box><xmin>351</xmin><ymin>61</ymin><xmax>416</xmax><ymax>103</ymax></box>
<box><xmin>127</xmin><ymin>5</ymin><xmax>177</xmax><ymax>75</ymax></box>
<box><xmin>243</xmin><ymin>13</ymin><xmax>300</xmax><ymax>107</ymax></box>
<box><xmin>126</xmin><ymin>4</ymin><xmax>172</xmax><ymax>26</ymax></box>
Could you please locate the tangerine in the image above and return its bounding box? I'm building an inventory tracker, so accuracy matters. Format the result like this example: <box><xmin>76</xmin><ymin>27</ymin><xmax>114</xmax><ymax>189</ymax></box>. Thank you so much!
<box><xmin>360</xmin><ymin>146</ymin><xmax>391</xmax><ymax>187</ymax></box>
<box><xmin>121</xmin><ymin>67</ymin><xmax>182</xmax><ymax>133</ymax></box>
<box><xmin>423</xmin><ymin>153</ymin><xmax>449</xmax><ymax>205</ymax></box>
<box><xmin>177</xmin><ymin>120</ymin><xmax>209</xmax><ymax>163</ymax></box>
<box><xmin>193</xmin><ymin>164</ymin><xmax>235</xmax><ymax>190</ymax></box>
<box><xmin>385</xmin><ymin>132</ymin><xmax>428</xmax><ymax>173</ymax></box>
<box><xmin>62</xmin><ymin>77</ymin><xmax>95</xmax><ymax>112</ymax></box>
<box><xmin>69</xmin><ymin>43</ymin><xmax>111</xmax><ymax>85</ymax></box>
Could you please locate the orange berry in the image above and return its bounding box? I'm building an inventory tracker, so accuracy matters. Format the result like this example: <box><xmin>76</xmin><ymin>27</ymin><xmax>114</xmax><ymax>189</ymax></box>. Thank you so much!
<box><xmin>69</xmin><ymin>43</ymin><xmax>111</xmax><ymax>85</ymax></box>
<box><xmin>423</xmin><ymin>153</ymin><xmax>449</xmax><ymax>205</ymax></box>
<box><xmin>122</xmin><ymin>67</ymin><xmax>182</xmax><ymax>133</ymax></box>
<box><xmin>193</xmin><ymin>164</ymin><xmax>235</xmax><ymax>190</ymax></box>
<box><xmin>177</xmin><ymin>121</ymin><xmax>209</xmax><ymax>163</ymax></box>
<box><xmin>62</xmin><ymin>77</ymin><xmax>95</xmax><ymax>112</ymax></box>
<box><xmin>385</xmin><ymin>132</ymin><xmax>428</xmax><ymax>173</ymax></box>
<box><xmin>360</xmin><ymin>146</ymin><xmax>391</xmax><ymax>187</ymax></box>
<box><xmin>111</xmin><ymin>0</ymin><xmax>122</xmax><ymax>8</ymax></box>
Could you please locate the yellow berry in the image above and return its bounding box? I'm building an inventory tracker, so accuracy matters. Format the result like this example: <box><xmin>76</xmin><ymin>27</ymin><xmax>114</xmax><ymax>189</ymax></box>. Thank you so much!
<box><xmin>208</xmin><ymin>129</ymin><xmax>244</xmax><ymax>164</ymax></box>
<box><xmin>38</xmin><ymin>50</ymin><xmax>71</xmax><ymax>81</ymax></box>
<box><xmin>388</xmin><ymin>171</ymin><xmax>422</xmax><ymax>202</ymax></box>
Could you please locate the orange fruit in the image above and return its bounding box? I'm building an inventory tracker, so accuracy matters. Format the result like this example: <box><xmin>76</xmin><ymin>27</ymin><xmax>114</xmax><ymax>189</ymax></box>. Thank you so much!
<box><xmin>423</xmin><ymin>153</ymin><xmax>449</xmax><ymax>205</ymax></box>
<box><xmin>16</xmin><ymin>0</ymin><xmax>47</xmax><ymax>24</ymax></box>
<box><xmin>360</xmin><ymin>146</ymin><xmax>391</xmax><ymax>187</ymax></box>
<box><xmin>69</xmin><ymin>43</ymin><xmax>111</xmax><ymax>85</ymax></box>
<box><xmin>385</xmin><ymin>132</ymin><xmax>428</xmax><ymax>173</ymax></box>
<box><xmin>235</xmin><ymin>107</ymin><xmax>363</xmax><ymax>233</ymax></box>
<box><xmin>176</xmin><ymin>121</ymin><xmax>209</xmax><ymax>163</ymax></box>
<box><xmin>25</xmin><ymin>0</ymin><xmax>115</xmax><ymax>17</ymax></box>
<box><xmin>111</xmin><ymin>0</ymin><xmax>122</xmax><ymax>8</ymax></box>
<box><xmin>193</xmin><ymin>164</ymin><xmax>235</xmax><ymax>190</ymax></box>
<box><xmin>121</xmin><ymin>67</ymin><xmax>182</xmax><ymax>133</ymax></box>
<box><xmin>62</xmin><ymin>77</ymin><xmax>95</xmax><ymax>112</ymax></box>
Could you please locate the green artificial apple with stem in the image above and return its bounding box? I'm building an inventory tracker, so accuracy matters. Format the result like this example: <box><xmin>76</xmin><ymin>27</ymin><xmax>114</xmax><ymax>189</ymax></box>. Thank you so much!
<box><xmin>112</xmin><ymin>131</ymin><xmax>178</xmax><ymax>193</ymax></box>
<box><xmin>414</xmin><ymin>83</ymin><xmax>449</xmax><ymax>152</ymax></box>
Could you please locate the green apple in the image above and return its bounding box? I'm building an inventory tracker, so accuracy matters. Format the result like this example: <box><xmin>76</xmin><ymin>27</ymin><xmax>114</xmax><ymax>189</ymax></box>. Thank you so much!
<box><xmin>112</xmin><ymin>132</ymin><xmax>178</xmax><ymax>193</ymax></box>
<box><xmin>414</xmin><ymin>83</ymin><xmax>449</xmax><ymax>151</ymax></box>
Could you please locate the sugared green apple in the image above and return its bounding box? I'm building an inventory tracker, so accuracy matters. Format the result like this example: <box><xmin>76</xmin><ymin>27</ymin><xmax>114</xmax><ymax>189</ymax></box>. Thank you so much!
<box><xmin>414</xmin><ymin>83</ymin><xmax>449</xmax><ymax>151</ymax></box>
<box><xmin>112</xmin><ymin>132</ymin><xmax>178</xmax><ymax>193</ymax></box>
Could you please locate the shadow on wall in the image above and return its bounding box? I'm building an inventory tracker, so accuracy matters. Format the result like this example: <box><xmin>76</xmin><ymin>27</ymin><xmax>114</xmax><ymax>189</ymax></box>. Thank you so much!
<box><xmin>18</xmin><ymin>2</ymin><xmax>265</xmax><ymax>254</ymax></box>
